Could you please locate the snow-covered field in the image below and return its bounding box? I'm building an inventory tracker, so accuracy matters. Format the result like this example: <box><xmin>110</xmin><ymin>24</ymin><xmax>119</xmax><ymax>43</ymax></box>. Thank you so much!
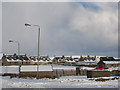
<box><xmin>1</xmin><ymin>76</ymin><xmax>119</xmax><ymax>88</ymax></box>
<box><xmin>1</xmin><ymin>65</ymin><xmax>119</xmax><ymax>88</ymax></box>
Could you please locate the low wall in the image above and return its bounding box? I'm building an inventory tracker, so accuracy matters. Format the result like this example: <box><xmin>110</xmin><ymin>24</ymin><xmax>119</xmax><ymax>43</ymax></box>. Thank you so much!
<box><xmin>2</xmin><ymin>73</ymin><xmax>19</xmax><ymax>78</ymax></box>
<box><xmin>19</xmin><ymin>69</ymin><xmax>78</xmax><ymax>79</ymax></box>
<box><xmin>20</xmin><ymin>71</ymin><xmax>54</xmax><ymax>79</ymax></box>
<box><xmin>2</xmin><ymin>68</ymin><xmax>87</xmax><ymax>79</ymax></box>
<box><xmin>87</xmin><ymin>70</ymin><xmax>119</xmax><ymax>78</ymax></box>
<box><xmin>7</xmin><ymin>69</ymin><xmax>87</xmax><ymax>79</ymax></box>
<box><xmin>53</xmin><ymin>69</ymin><xmax>76</xmax><ymax>77</ymax></box>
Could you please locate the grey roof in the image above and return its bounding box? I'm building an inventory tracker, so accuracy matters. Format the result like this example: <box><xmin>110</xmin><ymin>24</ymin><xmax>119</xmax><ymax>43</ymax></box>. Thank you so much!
<box><xmin>100</xmin><ymin>57</ymin><xmax>115</xmax><ymax>61</ymax></box>
<box><xmin>4</xmin><ymin>54</ymin><xmax>29</xmax><ymax>61</ymax></box>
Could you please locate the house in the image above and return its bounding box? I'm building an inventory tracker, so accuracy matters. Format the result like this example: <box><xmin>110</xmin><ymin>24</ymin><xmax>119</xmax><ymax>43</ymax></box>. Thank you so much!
<box><xmin>79</xmin><ymin>56</ymin><xmax>84</xmax><ymax>61</ymax></box>
<box><xmin>2</xmin><ymin>53</ymin><xmax>53</xmax><ymax>66</ymax></box>
<box><xmin>100</xmin><ymin>57</ymin><xmax>115</xmax><ymax>61</ymax></box>
<box><xmin>2</xmin><ymin>53</ymin><xmax>30</xmax><ymax>66</ymax></box>
<box><xmin>97</xmin><ymin>60</ymin><xmax>106</xmax><ymax>69</ymax></box>
<box><xmin>29</xmin><ymin>56</ymin><xmax>52</xmax><ymax>65</ymax></box>
<box><xmin>52</xmin><ymin>56</ymin><xmax>76</xmax><ymax>65</ymax></box>
<box><xmin>73</xmin><ymin>58</ymin><xmax>79</xmax><ymax>62</ymax></box>
<box><xmin>98</xmin><ymin>57</ymin><xmax>120</xmax><ymax>68</ymax></box>
<box><xmin>65</xmin><ymin>57</ymin><xmax>76</xmax><ymax>65</ymax></box>
<box><xmin>52</xmin><ymin>56</ymin><xmax>64</xmax><ymax>63</ymax></box>
<box><xmin>76</xmin><ymin>55</ymin><xmax>97</xmax><ymax>66</ymax></box>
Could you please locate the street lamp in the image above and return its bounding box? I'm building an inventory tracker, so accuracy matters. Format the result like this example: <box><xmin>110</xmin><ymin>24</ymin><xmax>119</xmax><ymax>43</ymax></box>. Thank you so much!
<box><xmin>25</xmin><ymin>23</ymin><xmax>40</xmax><ymax>79</ymax></box>
<box><xmin>9</xmin><ymin>40</ymin><xmax>21</xmax><ymax>71</ymax></box>
<box><xmin>9</xmin><ymin>40</ymin><xmax>20</xmax><ymax>55</ymax></box>
<box><xmin>25</xmin><ymin>23</ymin><xmax>40</xmax><ymax>57</ymax></box>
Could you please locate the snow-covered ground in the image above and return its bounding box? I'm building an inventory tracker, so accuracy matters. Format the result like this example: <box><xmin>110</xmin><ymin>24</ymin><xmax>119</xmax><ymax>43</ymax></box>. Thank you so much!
<box><xmin>21</xmin><ymin>65</ymin><xmax>53</xmax><ymax>71</ymax></box>
<box><xmin>1</xmin><ymin>76</ymin><xmax>118</xmax><ymax>88</ymax></box>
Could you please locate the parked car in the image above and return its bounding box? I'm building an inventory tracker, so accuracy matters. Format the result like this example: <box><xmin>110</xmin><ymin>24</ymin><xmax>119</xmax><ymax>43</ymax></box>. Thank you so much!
<box><xmin>94</xmin><ymin>68</ymin><xmax>103</xmax><ymax>70</ymax></box>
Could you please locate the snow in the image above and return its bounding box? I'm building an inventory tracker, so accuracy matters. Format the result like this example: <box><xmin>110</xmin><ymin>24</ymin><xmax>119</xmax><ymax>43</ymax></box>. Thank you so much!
<box><xmin>1</xmin><ymin>76</ymin><xmax>118</xmax><ymax>88</ymax></box>
<box><xmin>52</xmin><ymin>65</ymin><xmax>76</xmax><ymax>70</ymax></box>
<box><xmin>93</xmin><ymin>76</ymin><xmax>119</xmax><ymax>79</ymax></box>
<box><xmin>114</xmin><ymin>57</ymin><xmax>120</xmax><ymax>59</ymax></box>
<box><xmin>21</xmin><ymin>65</ymin><xmax>53</xmax><ymax>71</ymax></box>
<box><xmin>106</xmin><ymin>67</ymin><xmax>119</xmax><ymax>71</ymax></box>
<box><xmin>77</xmin><ymin>61</ymin><xmax>97</xmax><ymax>65</ymax></box>
<box><xmin>1</xmin><ymin>65</ymin><xmax>76</xmax><ymax>74</ymax></box>
<box><xmin>103</xmin><ymin>61</ymin><xmax>120</xmax><ymax>64</ymax></box>
<box><xmin>21</xmin><ymin>65</ymin><xmax>76</xmax><ymax>71</ymax></box>
<box><xmin>80</xmin><ymin>67</ymin><xmax>94</xmax><ymax>70</ymax></box>
<box><xmin>7</xmin><ymin>59</ymin><xmax>22</xmax><ymax>62</ymax></box>
<box><xmin>49</xmin><ymin>57</ymin><xmax>54</xmax><ymax>60</ymax></box>
<box><xmin>65</xmin><ymin>60</ymin><xmax>76</xmax><ymax>62</ymax></box>
<box><xmin>31</xmin><ymin>60</ymin><xmax>52</xmax><ymax>63</ymax></box>
<box><xmin>2</xmin><ymin>66</ymin><xmax>19</xmax><ymax>74</ymax></box>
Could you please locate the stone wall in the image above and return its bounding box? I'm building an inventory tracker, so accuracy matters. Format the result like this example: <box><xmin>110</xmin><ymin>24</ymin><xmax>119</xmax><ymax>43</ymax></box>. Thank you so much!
<box><xmin>18</xmin><ymin>69</ymin><xmax>87</xmax><ymax>79</ymax></box>
<box><xmin>87</xmin><ymin>70</ymin><xmax>119</xmax><ymax>78</ymax></box>
<box><xmin>20</xmin><ymin>71</ymin><xmax>54</xmax><ymax>79</ymax></box>
<box><xmin>2</xmin><ymin>69</ymin><xmax>87</xmax><ymax>79</ymax></box>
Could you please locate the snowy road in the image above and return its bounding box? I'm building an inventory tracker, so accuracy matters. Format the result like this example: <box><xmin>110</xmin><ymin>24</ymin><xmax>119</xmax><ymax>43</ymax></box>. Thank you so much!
<box><xmin>1</xmin><ymin>76</ymin><xmax>118</xmax><ymax>88</ymax></box>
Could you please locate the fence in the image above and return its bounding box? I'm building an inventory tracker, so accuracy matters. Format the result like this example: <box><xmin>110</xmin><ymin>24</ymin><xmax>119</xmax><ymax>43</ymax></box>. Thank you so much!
<box><xmin>1</xmin><ymin>65</ymin><xmax>87</xmax><ymax>79</ymax></box>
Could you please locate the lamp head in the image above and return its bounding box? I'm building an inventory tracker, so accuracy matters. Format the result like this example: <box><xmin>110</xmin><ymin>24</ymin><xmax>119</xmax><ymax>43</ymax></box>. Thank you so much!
<box><xmin>9</xmin><ymin>40</ymin><xmax>14</xmax><ymax>42</ymax></box>
<box><xmin>25</xmin><ymin>23</ymin><xmax>31</xmax><ymax>27</ymax></box>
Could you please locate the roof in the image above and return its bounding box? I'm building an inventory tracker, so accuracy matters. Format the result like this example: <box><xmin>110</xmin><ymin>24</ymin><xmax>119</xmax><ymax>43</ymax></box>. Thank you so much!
<box><xmin>29</xmin><ymin>56</ymin><xmax>51</xmax><ymax>60</ymax></box>
<box><xmin>100</xmin><ymin>57</ymin><xmax>115</xmax><ymax>61</ymax></box>
<box><xmin>4</xmin><ymin>54</ymin><xmax>29</xmax><ymax>61</ymax></box>
<box><xmin>103</xmin><ymin>61</ymin><xmax>120</xmax><ymax>64</ymax></box>
<box><xmin>115</xmin><ymin>59</ymin><xmax>120</xmax><ymax>61</ymax></box>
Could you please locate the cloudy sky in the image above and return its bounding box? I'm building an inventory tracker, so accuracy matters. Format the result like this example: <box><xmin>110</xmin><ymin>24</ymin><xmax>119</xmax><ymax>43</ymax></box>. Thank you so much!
<box><xmin>0</xmin><ymin>1</ymin><xmax>1</xmax><ymax>53</ymax></box>
<box><xmin>2</xmin><ymin>2</ymin><xmax>118</xmax><ymax>57</ymax></box>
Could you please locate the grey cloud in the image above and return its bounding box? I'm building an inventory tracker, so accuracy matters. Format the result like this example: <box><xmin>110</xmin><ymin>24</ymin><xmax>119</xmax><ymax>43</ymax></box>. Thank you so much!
<box><xmin>2</xmin><ymin>2</ymin><xmax>118</xmax><ymax>57</ymax></box>
<box><xmin>0</xmin><ymin>2</ymin><xmax>2</xmax><ymax>52</ymax></box>
<box><xmin>68</xmin><ymin>2</ymin><xmax>118</xmax><ymax>55</ymax></box>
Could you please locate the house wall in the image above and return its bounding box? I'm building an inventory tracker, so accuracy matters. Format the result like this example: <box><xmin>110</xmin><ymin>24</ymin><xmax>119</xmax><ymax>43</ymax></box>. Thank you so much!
<box><xmin>2</xmin><ymin>57</ymin><xmax>8</xmax><ymax>66</ymax></box>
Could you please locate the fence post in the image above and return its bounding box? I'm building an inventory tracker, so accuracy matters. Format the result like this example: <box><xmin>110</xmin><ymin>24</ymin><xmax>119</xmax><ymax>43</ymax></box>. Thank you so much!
<box><xmin>62</xmin><ymin>69</ymin><xmax>64</xmax><ymax>76</ymax></box>
<box><xmin>19</xmin><ymin>64</ymin><xmax>21</xmax><ymax>78</ymax></box>
<box><xmin>56</xmin><ymin>69</ymin><xmax>59</xmax><ymax>78</ymax></box>
<box><xmin>87</xmin><ymin>70</ymin><xmax>92</xmax><ymax>78</ymax></box>
<box><xmin>85</xmin><ymin>69</ymin><xmax>87</xmax><ymax>75</ymax></box>
<box><xmin>81</xmin><ymin>69</ymin><xmax>83</xmax><ymax>75</ymax></box>
<box><xmin>76</xmin><ymin>67</ymin><xmax>80</xmax><ymax>75</ymax></box>
<box><xmin>80</xmin><ymin>69</ymin><xmax>81</xmax><ymax>75</ymax></box>
<box><xmin>6</xmin><ymin>66</ymin><xmax>7</xmax><ymax>74</ymax></box>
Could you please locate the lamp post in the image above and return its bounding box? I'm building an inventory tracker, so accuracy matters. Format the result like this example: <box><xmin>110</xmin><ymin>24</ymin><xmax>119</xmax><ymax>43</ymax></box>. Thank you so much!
<box><xmin>25</xmin><ymin>23</ymin><xmax>40</xmax><ymax>79</ymax></box>
<box><xmin>9</xmin><ymin>40</ymin><xmax>21</xmax><ymax>74</ymax></box>
<box><xmin>9</xmin><ymin>40</ymin><xmax>20</xmax><ymax>55</ymax></box>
